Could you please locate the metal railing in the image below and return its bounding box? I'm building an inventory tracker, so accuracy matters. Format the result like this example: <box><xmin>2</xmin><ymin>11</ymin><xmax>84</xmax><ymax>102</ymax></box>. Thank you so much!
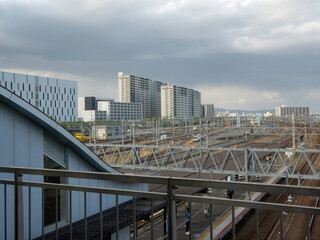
<box><xmin>1</xmin><ymin>166</ymin><xmax>320</xmax><ymax>240</ymax></box>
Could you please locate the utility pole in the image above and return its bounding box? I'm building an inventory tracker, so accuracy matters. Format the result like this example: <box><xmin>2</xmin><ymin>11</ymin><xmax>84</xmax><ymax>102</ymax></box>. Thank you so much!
<box><xmin>200</xmin><ymin>118</ymin><xmax>202</xmax><ymax>159</ymax></box>
<box><xmin>121</xmin><ymin>118</ymin><xmax>124</xmax><ymax>145</ymax></box>
<box><xmin>206</xmin><ymin>118</ymin><xmax>209</xmax><ymax>147</ymax></box>
<box><xmin>133</xmin><ymin>122</ymin><xmax>135</xmax><ymax>145</ymax></box>
<box><xmin>292</xmin><ymin>114</ymin><xmax>295</xmax><ymax>149</ymax></box>
<box><xmin>156</xmin><ymin>120</ymin><xmax>158</xmax><ymax>146</ymax></box>
<box><xmin>305</xmin><ymin>117</ymin><xmax>307</xmax><ymax>142</ymax></box>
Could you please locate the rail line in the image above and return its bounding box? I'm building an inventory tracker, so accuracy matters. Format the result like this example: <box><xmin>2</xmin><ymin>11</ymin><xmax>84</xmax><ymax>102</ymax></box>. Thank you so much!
<box><xmin>235</xmin><ymin>137</ymin><xmax>320</xmax><ymax>240</ymax></box>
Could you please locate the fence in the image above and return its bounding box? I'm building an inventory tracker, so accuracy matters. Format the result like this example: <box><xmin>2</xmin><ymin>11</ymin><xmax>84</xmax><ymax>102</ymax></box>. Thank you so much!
<box><xmin>0</xmin><ymin>166</ymin><xmax>320</xmax><ymax>240</ymax></box>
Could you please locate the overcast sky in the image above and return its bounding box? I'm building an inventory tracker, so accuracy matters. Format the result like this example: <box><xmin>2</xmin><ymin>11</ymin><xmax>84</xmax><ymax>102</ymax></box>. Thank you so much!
<box><xmin>0</xmin><ymin>0</ymin><xmax>319</xmax><ymax>112</ymax></box>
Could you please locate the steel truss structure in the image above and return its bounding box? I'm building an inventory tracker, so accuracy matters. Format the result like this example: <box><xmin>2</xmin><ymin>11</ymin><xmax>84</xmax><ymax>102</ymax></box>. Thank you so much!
<box><xmin>222</xmin><ymin>126</ymin><xmax>320</xmax><ymax>136</ymax></box>
<box><xmin>89</xmin><ymin>144</ymin><xmax>320</xmax><ymax>180</ymax></box>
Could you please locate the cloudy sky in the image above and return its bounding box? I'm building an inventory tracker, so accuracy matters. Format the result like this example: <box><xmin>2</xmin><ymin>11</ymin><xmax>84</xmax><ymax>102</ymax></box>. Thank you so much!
<box><xmin>0</xmin><ymin>0</ymin><xmax>319</xmax><ymax>112</ymax></box>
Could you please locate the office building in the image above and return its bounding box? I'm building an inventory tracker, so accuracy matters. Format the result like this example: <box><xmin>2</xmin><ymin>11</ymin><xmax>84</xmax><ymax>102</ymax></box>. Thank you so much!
<box><xmin>275</xmin><ymin>106</ymin><xmax>309</xmax><ymax>117</ymax></box>
<box><xmin>118</xmin><ymin>72</ymin><xmax>165</xmax><ymax>118</ymax></box>
<box><xmin>0</xmin><ymin>71</ymin><xmax>78</xmax><ymax>122</ymax></box>
<box><xmin>161</xmin><ymin>85</ymin><xmax>201</xmax><ymax>119</ymax></box>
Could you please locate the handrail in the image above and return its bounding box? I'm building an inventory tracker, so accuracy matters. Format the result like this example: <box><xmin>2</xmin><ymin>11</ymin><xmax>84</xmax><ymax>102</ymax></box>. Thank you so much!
<box><xmin>1</xmin><ymin>166</ymin><xmax>319</xmax><ymax>197</ymax></box>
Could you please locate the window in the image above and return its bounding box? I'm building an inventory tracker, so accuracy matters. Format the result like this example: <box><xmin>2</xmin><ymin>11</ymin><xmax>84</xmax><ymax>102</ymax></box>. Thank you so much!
<box><xmin>43</xmin><ymin>133</ymin><xmax>67</xmax><ymax>227</ymax></box>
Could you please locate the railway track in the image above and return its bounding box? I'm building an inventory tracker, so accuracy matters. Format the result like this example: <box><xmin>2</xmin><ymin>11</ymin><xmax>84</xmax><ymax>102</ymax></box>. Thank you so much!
<box><xmin>234</xmin><ymin>137</ymin><xmax>320</xmax><ymax>240</ymax></box>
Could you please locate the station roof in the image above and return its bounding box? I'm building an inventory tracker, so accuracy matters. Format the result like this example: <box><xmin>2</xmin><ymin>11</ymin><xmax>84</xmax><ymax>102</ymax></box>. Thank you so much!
<box><xmin>0</xmin><ymin>85</ymin><xmax>119</xmax><ymax>173</ymax></box>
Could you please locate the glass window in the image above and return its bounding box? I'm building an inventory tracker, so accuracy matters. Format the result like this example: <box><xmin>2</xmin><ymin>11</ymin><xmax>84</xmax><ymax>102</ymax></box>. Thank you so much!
<box><xmin>43</xmin><ymin>155</ymin><xmax>67</xmax><ymax>226</ymax></box>
<box><xmin>43</xmin><ymin>133</ymin><xmax>67</xmax><ymax>227</ymax></box>
<box><xmin>43</xmin><ymin>133</ymin><xmax>66</xmax><ymax>165</ymax></box>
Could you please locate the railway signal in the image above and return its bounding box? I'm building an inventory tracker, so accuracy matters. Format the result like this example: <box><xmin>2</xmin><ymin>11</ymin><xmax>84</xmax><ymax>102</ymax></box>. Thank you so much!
<box><xmin>300</xmin><ymin>135</ymin><xmax>304</xmax><ymax>142</ymax></box>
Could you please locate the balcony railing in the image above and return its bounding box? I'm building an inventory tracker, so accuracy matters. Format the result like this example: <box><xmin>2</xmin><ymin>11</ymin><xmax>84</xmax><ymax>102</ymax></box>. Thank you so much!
<box><xmin>0</xmin><ymin>166</ymin><xmax>320</xmax><ymax>240</ymax></box>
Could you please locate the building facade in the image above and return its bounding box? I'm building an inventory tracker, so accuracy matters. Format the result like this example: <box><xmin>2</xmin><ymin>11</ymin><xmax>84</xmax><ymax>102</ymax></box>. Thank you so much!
<box><xmin>0</xmin><ymin>71</ymin><xmax>78</xmax><ymax>122</ymax></box>
<box><xmin>203</xmin><ymin>104</ymin><xmax>215</xmax><ymax>119</ymax></box>
<box><xmin>161</xmin><ymin>85</ymin><xmax>201</xmax><ymax>119</ymax></box>
<box><xmin>118</xmin><ymin>72</ymin><xmax>165</xmax><ymax>119</ymax></box>
<box><xmin>78</xmin><ymin>96</ymin><xmax>114</xmax><ymax>120</ymax></box>
<box><xmin>79</xmin><ymin>96</ymin><xmax>142</xmax><ymax>122</ymax></box>
<box><xmin>98</xmin><ymin>101</ymin><xmax>142</xmax><ymax>121</ymax></box>
<box><xmin>82</xmin><ymin>110</ymin><xmax>108</xmax><ymax>122</ymax></box>
<box><xmin>275</xmin><ymin>106</ymin><xmax>309</xmax><ymax>117</ymax></box>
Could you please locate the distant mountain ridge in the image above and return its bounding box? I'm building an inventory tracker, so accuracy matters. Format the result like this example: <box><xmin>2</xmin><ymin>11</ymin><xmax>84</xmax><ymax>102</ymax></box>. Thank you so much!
<box><xmin>215</xmin><ymin>108</ymin><xmax>275</xmax><ymax>114</ymax></box>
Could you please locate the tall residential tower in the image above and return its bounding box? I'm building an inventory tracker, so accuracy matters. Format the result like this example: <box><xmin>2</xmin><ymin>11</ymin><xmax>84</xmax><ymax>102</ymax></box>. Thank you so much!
<box><xmin>275</xmin><ymin>106</ymin><xmax>309</xmax><ymax>117</ymax></box>
<box><xmin>161</xmin><ymin>85</ymin><xmax>201</xmax><ymax>119</ymax></box>
<box><xmin>118</xmin><ymin>72</ymin><xmax>165</xmax><ymax>119</ymax></box>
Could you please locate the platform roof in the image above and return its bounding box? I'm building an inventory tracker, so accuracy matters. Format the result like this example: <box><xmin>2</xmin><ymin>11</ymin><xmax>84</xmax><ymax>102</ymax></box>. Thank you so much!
<box><xmin>0</xmin><ymin>85</ymin><xmax>119</xmax><ymax>173</ymax></box>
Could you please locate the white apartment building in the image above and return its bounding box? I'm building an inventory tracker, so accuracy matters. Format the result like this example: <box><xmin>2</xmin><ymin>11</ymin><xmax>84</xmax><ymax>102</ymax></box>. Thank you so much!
<box><xmin>275</xmin><ymin>106</ymin><xmax>309</xmax><ymax>117</ymax></box>
<box><xmin>118</xmin><ymin>72</ymin><xmax>165</xmax><ymax>119</ymax></box>
<box><xmin>82</xmin><ymin>110</ymin><xmax>108</xmax><ymax>122</ymax></box>
<box><xmin>161</xmin><ymin>85</ymin><xmax>201</xmax><ymax>119</ymax></box>
<box><xmin>79</xmin><ymin>96</ymin><xmax>142</xmax><ymax>122</ymax></box>
<box><xmin>78</xmin><ymin>96</ymin><xmax>114</xmax><ymax>120</ymax></box>
<box><xmin>98</xmin><ymin>101</ymin><xmax>142</xmax><ymax>121</ymax></box>
<box><xmin>0</xmin><ymin>71</ymin><xmax>78</xmax><ymax>122</ymax></box>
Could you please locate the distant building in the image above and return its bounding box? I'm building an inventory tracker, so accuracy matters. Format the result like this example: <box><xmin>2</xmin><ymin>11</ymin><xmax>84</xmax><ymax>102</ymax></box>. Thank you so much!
<box><xmin>161</xmin><ymin>85</ymin><xmax>201</xmax><ymax>119</ymax></box>
<box><xmin>118</xmin><ymin>72</ymin><xmax>165</xmax><ymax>118</ymax></box>
<box><xmin>0</xmin><ymin>71</ymin><xmax>78</xmax><ymax>122</ymax></box>
<box><xmin>98</xmin><ymin>101</ymin><xmax>142</xmax><ymax>121</ymax></box>
<box><xmin>82</xmin><ymin>110</ymin><xmax>108</xmax><ymax>122</ymax></box>
<box><xmin>201</xmin><ymin>104</ymin><xmax>204</xmax><ymax>118</ymax></box>
<box><xmin>79</xmin><ymin>96</ymin><xmax>142</xmax><ymax>122</ymax></box>
<box><xmin>264</xmin><ymin>112</ymin><xmax>273</xmax><ymax>117</ymax></box>
<box><xmin>78</xmin><ymin>96</ymin><xmax>114</xmax><ymax>120</ymax></box>
<box><xmin>92</xmin><ymin>124</ymin><xmax>127</xmax><ymax>140</ymax></box>
<box><xmin>275</xmin><ymin>106</ymin><xmax>309</xmax><ymax>117</ymax></box>
<box><xmin>203</xmin><ymin>104</ymin><xmax>215</xmax><ymax>119</ymax></box>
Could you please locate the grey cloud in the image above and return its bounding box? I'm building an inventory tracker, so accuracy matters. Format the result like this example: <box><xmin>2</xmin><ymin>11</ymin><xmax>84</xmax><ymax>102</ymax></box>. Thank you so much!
<box><xmin>0</xmin><ymin>0</ymin><xmax>319</xmax><ymax>111</ymax></box>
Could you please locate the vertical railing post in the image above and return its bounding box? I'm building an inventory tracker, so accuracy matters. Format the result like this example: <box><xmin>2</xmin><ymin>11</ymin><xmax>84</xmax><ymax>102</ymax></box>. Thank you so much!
<box><xmin>14</xmin><ymin>170</ymin><xmax>23</xmax><ymax>240</ymax></box>
<box><xmin>209</xmin><ymin>204</ymin><xmax>213</xmax><ymax>240</ymax></box>
<box><xmin>307</xmin><ymin>214</ymin><xmax>310</xmax><ymax>240</ymax></box>
<box><xmin>280</xmin><ymin>211</ymin><xmax>283</xmax><ymax>240</ymax></box>
<box><xmin>151</xmin><ymin>199</ymin><xmax>154</xmax><ymax>240</ymax></box>
<box><xmin>255</xmin><ymin>209</ymin><xmax>259</xmax><ymax>240</ymax></box>
<box><xmin>244</xmin><ymin>148</ymin><xmax>249</xmax><ymax>200</ymax></box>
<box><xmin>5</xmin><ymin>184</ymin><xmax>7</xmax><ymax>240</ymax></box>
<box><xmin>167</xmin><ymin>178</ymin><xmax>176</xmax><ymax>240</ymax></box>
<box><xmin>133</xmin><ymin>196</ymin><xmax>137</xmax><ymax>240</ymax></box>
<box><xmin>232</xmin><ymin>206</ymin><xmax>235</xmax><ymax>240</ymax></box>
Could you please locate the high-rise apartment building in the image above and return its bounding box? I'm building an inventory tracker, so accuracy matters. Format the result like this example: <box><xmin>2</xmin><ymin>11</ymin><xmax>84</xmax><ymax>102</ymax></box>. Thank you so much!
<box><xmin>0</xmin><ymin>71</ymin><xmax>78</xmax><ymax>122</ymax></box>
<box><xmin>98</xmin><ymin>101</ymin><xmax>142</xmax><ymax>121</ymax></box>
<box><xmin>161</xmin><ymin>85</ymin><xmax>201</xmax><ymax>119</ymax></box>
<box><xmin>78</xmin><ymin>97</ymin><xmax>113</xmax><ymax>120</ymax></box>
<box><xmin>275</xmin><ymin>106</ymin><xmax>309</xmax><ymax>117</ymax></box>
<box><xmin>118</xmin><ymin>72</ymin><xmax>165</xmax><ymax>119</ymax></box>
<box><xmin>78</xmin><ymin>96</ymin><xmax>142</xmax><ymax>121</ymax></box>
<box><xmin>203</xmin><ymin>104</ymin><xmax>215</xmax><ymax>119</ymax></box>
